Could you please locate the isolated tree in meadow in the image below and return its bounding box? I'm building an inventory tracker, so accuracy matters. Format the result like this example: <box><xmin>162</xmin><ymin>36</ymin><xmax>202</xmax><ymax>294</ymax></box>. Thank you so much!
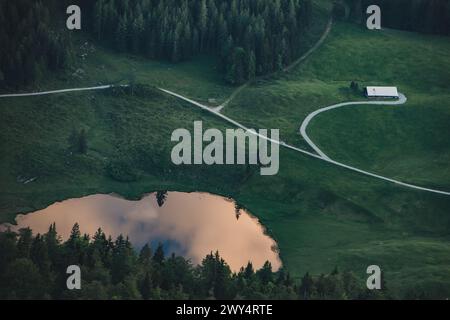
<box><xmin>68</xmin><ymin>129</ymin><xmax>88</xmax><ymax>154</ymax></box>
<box><xmin>332</xmin><ymin>266</ymin><xmax>339</xmax><ymax>275</ymax></box>
<box><xmin>350</xmin><ymin>81</ymin><xmax>359</xmax><ymax>93</ymax></box>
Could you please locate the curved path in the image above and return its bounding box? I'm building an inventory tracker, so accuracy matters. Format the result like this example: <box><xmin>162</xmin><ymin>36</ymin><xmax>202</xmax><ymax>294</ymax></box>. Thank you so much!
<box><xmin>159</xmin><ymin>88</ymin><xmax>450</xmax><ymax>196</ymax></box>
<box><xmin>282</xmin><ymin>18</ymin><xmax>333</xmax><ymax>73</ymax></box>
<box><xmin>213</xmin><ymin>17</ymin><xmax>334</xmax><ymax>113</ymax></box>
<box><xmin>1</xmin><ymin>85</ymin><xmax>448</xmax><ymax>196</ymax></box>
<box><xmin>300</xmin><ymin>94</ymin><xmax>407</xmax><ymax>160</ymax></box>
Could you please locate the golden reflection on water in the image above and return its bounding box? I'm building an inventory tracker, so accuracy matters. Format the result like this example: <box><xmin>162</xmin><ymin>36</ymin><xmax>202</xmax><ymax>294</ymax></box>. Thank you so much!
<box><xmin>4</xmin><ymin>192</ymin><xmax>281</xmax><ymax>272</ymax></box>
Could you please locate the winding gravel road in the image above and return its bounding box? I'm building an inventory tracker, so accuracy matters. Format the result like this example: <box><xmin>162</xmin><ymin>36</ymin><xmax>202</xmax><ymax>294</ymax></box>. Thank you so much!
<box><xmin>300</xmin><ymin>93</ymin><xmax>408</xmax><ymax>160</ymax></box>
<box><xmin>1</xmin><ymin>85</ymin><xmax>448</xmax><ymax>196</ymax></box>
<box><xmin>213</xmin><ymin>17</ymin><xmax>334</xmax><ymax>113</ymax></box>
<box><xmin>159</xmin><ymin>88</ymin><xmax>450</xmax><ymax>196</ymax></box>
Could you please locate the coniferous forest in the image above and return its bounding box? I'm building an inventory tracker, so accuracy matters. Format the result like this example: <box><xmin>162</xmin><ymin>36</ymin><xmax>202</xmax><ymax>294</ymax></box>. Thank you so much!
<box><xmin>88</xmin><ymin>0</ymin><xmax>313</xmax><ymax>85</ymax></box>
<box><xmin>0</xmin><ymin>224</ymin><xmax>388</xmax><ymax>300</ymax></box>
<box><xmin>1</xmin><ymin>0</ymin><xmax>449</xmax><ymax>302</ymax></box>
<box><xmin>0</xmin><ymin>0</ymin><xmax>314</xmax><ymax>88</ymax></box>
<box><xmin>0</xmin><ymin>0</ymin><xmax>71</xmax><ymax>88</ymax></box>
<box><xmin>2</xmin><ymin>0</ymin><xmax>449</xmax><ymax>89</ymax></box>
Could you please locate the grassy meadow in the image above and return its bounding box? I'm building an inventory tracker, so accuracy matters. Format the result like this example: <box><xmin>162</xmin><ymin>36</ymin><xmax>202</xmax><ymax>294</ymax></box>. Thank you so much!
<box><xmin>1</xmin><ymin>1</ymin><xmax>449</xmax><ymax>298</ymax></box>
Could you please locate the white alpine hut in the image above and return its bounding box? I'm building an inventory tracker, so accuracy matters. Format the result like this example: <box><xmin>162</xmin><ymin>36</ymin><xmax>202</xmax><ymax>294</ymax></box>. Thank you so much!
<box><xmin>365</xmin><ymin>86</ymin><xmax>399</xmax><ymax>99</ymax></box>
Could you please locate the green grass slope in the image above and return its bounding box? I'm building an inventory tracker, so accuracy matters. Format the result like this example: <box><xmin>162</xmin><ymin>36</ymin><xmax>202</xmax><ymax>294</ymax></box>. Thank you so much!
<box><xmin>224</xmin><ymin>22</ymin><xmax>450</xmax><ymax>187</ymax></box>
<box><xmin>219</xmin><ymin>20</ymin><xmax>450</xmax><ymax>297</ymax></box>
<box><xmin>1</xmin><ymin>4</ymin><xmax>450</xmax><ymax>298</ymax></box>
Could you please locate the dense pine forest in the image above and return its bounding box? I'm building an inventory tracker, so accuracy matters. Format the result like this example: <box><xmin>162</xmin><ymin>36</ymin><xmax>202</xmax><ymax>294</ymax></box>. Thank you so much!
<box><xmin>2</xmin><ymin>0</ymin><xmax>449</xmax><ymax>89</ymax></box>
<box><xmin>0</xmin><ymin>0</ymin><xmax>71</xmax><ymax>88</ymax></box>
<box><xmin>87</xmin><ymin>0</ymin><xmax>313</xmax><ymax>85</ymax></box>
<box><xmin>0</xmin><ymin>0</ymin><xmax>314</xmax><ymax>88</ymax></box>
<box><xmin>0</xmin><ymin>224</ymin><xmax>388</xmax><ymax>300</ymax></box>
